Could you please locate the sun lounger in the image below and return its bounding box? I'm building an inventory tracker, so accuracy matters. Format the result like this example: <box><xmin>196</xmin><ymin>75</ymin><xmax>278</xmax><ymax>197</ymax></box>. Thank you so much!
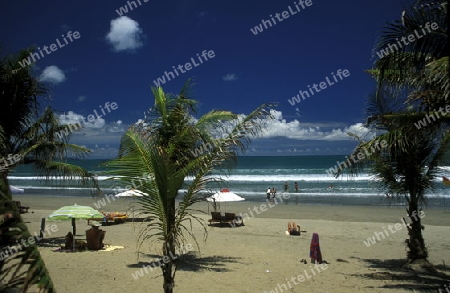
<box><xmin>208</xmin><ymin>212</ymin><xmax>243</xmax><ymax>227</ymax></box>
<box><xmin>87</xmin><ymin>212</ymin><xmax>128</xmax><ymax>225</ymax></box>
<box><xmin>103</xmin><ymin>212</ymin><xmax>128</xmax><ymax>224</ymax></box>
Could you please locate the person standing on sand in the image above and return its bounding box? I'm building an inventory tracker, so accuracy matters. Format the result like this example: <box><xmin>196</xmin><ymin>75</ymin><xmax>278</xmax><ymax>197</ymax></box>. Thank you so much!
<box><xmin>284</xmin><ymin>181</ymin><xmax>289</xmax><ymax>192</ymax></box>
<box><xmin>266</xmin><ymin>187</ymin><xmax>271</xmax><ymax>202</ymax></box>
<box><xmin>294</xmin><ymin>182</ymin><xmax>299</xmax><ymax>192</ymax></box>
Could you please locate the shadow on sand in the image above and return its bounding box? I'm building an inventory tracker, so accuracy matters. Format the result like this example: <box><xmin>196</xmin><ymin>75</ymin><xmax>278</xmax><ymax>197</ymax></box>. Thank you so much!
<box><xmin>349</xmin><ymin>257</ymin><xmax>450</xmax><ymax>292</ymax></box>
<box><xmin>36</xmin><ymin>236</ymin><xmax>65</xmax><ymax>248</ymax></box>
<box><xmin>207</xmin><ymin>222</ymin><xmax>245</xmax><ymax>228</ymax></box>
<box><xmin>128</xmin><ymin>251</ymin><xmax>242</xmax><ymax>273</ymax></box>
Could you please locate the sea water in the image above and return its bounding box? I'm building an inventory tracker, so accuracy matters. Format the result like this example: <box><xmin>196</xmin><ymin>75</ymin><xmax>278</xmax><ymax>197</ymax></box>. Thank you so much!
<box><xmin>7</xmin><ymin>156</ymin><xmax>450</xmax><ymax>207</ymax></box>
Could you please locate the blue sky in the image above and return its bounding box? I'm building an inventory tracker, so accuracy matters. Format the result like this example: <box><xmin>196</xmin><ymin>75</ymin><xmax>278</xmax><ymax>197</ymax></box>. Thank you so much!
<box><xmin>1</xmin><ymin>0</ymin><xmax>408</xmax><ymax>158</ymax></box>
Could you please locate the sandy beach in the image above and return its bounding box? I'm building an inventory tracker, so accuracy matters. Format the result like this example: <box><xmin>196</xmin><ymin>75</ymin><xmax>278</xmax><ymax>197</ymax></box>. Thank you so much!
<box><xmin>14</xmin><ymin>194</ymin><xmax>450</xmax><ymax>292</ymax></box>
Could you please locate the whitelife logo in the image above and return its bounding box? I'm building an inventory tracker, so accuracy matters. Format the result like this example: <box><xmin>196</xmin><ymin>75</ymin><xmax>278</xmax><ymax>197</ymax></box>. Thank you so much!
<box><xmin>152</xmin><ymin>50</ymin><xmax>215</xmax><ymax>87</ymax></box>
<box><xmin>0</xmin><ymin>153</ymin><xmax>23</xmax><ymax>171</ymax></box>
<box><xmin>250</xmin><ymin>0</ymin><xmax>313</xmax><ymax>35</ymax></box>
<box><xmin>0</xmin><ymin>224</ymin><xmax>59</xmax><ymax>261</ymax></box>
<box><xmin>265</xmin><ymin>263</ymin><xmax>328</xmax><ymax>293</ymax></box>
<box><xmin>375</xmin><ymin>22</ymin><xmax>439</xmax><ymax>58</ymax></box>
<box><xmin>55</xmin><ymin>102</ymin><xmax>118</xmax><ymax>140</ymax></box>
<box><xmin>131</xmin><ymin>243</ymin><xmax>193</xmax><ymax>280</ymax></box>
<box><xmin>18</xmin><ymin>31</ymin><xmax>81</xmax><ymax>68</ymax></box>
<box><xmin>362</xmin><ymin>210</ymin><xmax>425</xmax><ymax>247</ymax></box>
<box><xmin>115</xmin><ymin>0</ymin><xmax>149</xmax><ymax>16</ymax></box>
<box><xmin>325</xmin><ymin>140</ymin><xmax>388</xmax><ymax>176</ymax></box>
<box><xmin>414</xmin><ymin>105</ymin><xmax>450</xmax><ymax>129</ymax></box>
<box><xmin>288</xmin><ymin>69</ymin><xmax>350</xmax><ymax>106</ymax></box>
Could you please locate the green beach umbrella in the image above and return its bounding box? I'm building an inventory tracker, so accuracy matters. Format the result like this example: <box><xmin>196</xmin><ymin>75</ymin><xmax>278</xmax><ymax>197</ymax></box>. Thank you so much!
<box><xmin>48</xmin><ymin>204</ymin><xmax>104</xmax><ymax>236</ymax></box>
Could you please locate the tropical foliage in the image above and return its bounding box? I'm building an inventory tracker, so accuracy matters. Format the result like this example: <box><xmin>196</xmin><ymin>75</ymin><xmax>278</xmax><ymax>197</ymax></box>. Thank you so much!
<box><xmin>334</xmin><ymin>0</ymin><xmax>449</xmax><ymax>265</ymax></box>
<box><xmin>104</xmin><ymin>81</ymin><xmax>274</xmax><ymax>292</ymax></box>
<box><xmin>0</xmin><ymin>48</ymin><xmax>98</xmax><ymax>292</ymax></box>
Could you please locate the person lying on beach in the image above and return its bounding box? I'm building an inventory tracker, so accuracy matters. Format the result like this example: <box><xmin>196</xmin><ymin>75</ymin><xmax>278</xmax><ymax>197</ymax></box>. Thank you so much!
<box><xmin>286</xmin><ymin>221</ymin><xmax>301</xmax><ymax>236</ymax></box>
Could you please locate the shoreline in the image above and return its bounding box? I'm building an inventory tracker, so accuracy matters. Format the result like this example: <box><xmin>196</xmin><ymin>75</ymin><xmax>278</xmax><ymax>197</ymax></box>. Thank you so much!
<box><xmin>14</xmin><ymin>194</ymin><xmax>450</xmax><ymax>226</ymax></box>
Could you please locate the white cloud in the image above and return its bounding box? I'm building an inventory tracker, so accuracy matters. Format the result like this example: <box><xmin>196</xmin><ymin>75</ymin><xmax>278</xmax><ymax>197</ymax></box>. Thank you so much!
<box><xmin>222</xmin><ymin>73</ymin><xmax>237</xmax><ymax>81</ymax></box>
<box><xmin>56</xmin><ymin>111</ymin><xmax>127</xmax><ymax>156</ymax></box>
<box><xmin>204</xmin><ymin>109</ymin><xmax>371</xmax><ymax>143</ymax></box>
<box><xmin>259</xmin><ymin>110</ymin><xmax>372</xmax><ymax>141</ymax></box>
<box><xmin>105</xmin><ymin>16</ymin><xmax>143</xmax><ymax>52</ymax></box>
<box><xmin>58</xmin><ymin>111</ymin><xmax>105</xmax><ymax>129</ymax></box>
<box><xmin>104</xmin><ymin>120</ymin><xmax>126</xmax><ymax>133</ymax></box>
<box><xmin>39</xmin><ymin>66</ymin><xmax>66</xmax><ymax>84</ymax></box>
<box><xmin>55</xmin><ymin>109</ymin><xmax>370</xmax><ymax>158</ymax></box>
<box><xmin>57</xmin><ymin>112</ymin><xmax>127</xmax><ymax>134</ymax></box>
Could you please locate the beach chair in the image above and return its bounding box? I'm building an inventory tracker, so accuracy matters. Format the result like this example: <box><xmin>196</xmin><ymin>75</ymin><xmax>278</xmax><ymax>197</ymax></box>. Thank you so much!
<box><xmin>208</xmin><ymin>212</ymin><xmax>243</xmax><ymax>227</ymax></box>
<box><xmin>208</xmin><ymin>212</ymin><xmax>223</xmax><ymax>225</ymax></box>
<box><xmin>225</xmin><ymin>212</ymin><xmax>244</xmax><ymax>227</ymax></box>
<box><xmin>224</xmin><ymin>213</ymin><xmax>236</xmax><ymax>222</ymax></box>
<box><xmin>87</xmin><ymin>212</ymin><xmax>128</xmax><ymax>226</ymax></box>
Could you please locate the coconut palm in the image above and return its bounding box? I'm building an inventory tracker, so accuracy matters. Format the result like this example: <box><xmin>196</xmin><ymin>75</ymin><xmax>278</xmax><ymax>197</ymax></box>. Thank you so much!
<box><xmin>335</xmin><ymin>89</ymin><xmax>450</xmax><ymax>264</ymax></box>
<box><xmin>0</xmin><ymin>48</ymin><xmax>98</xmax><ymax>292</ymax></box>
<box><xmin>372</xmin><ymin>0</ymin><xmax>448</xmax><ymax>106</ymax></box>
<box><xmin>104</xmin><ymin>81</ymin><xmax>274</xmax><ymax>292</ymax></box>
<box><xmin>334</xmin><ymin>0</ymin><xmax>449</xmax><ymax>265</ymax></box>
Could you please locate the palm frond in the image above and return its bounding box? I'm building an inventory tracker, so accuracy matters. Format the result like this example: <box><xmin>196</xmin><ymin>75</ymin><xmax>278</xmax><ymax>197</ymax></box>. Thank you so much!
<box><xmin>0</xmin><ymin>188</ymin><xmax>55</xmax><ymax>292</ymax></box>
<box><xmin>104</xmin><ymin>82</ymin><xmax>275</xmax><ymax>292</ymax></box>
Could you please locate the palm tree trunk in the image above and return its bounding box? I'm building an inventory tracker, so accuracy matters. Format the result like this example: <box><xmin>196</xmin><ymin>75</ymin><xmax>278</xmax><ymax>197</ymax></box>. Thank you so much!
<box><xmin>162</xmin><ymin>200</ymin><xmax>176</xmax><ymax>293</ymax></box>
<box><xmin>0</xmin><ymin>172</ymin><xmax>18</xmax><ymax>246</ymax></box>
<box><xmin>405</xmin><ymin>193</ymin><xmax>428</xmax><ymax>263</ymax></box>
<box><xmin>0</xmin><ymin>172</ymin><xmax>13</xmax><ymax>273</ymax></box>
<box><xmin>162</xmin><ymin>251</ymin><xmax>174</xmax><ymax>293</ymax></box>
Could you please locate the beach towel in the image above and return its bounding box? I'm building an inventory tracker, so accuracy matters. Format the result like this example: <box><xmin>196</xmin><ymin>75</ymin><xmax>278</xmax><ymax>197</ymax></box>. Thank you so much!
<box><xmin>310</xmin><ymin>232</ymin><xmax>322</xmax><ymax>264</ymax></box>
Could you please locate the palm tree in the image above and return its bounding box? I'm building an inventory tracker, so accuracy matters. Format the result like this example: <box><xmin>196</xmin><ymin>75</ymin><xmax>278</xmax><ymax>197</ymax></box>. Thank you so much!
<box><xmin>334</xmin><ymin>0</ymin><xmax>449</xmax><ymax>265</ymax></box>
<box><xmin>335</xmin><ymin>90</ymin><xmax>450</xmax><ymax>263</ymax></box>
<box><xmin>373</xmin><ymin>0</ymin><xmax>448</xmax><ymax>105</ymax></box>
<box><xmin>0</xmin><ymin>48</ymin><xmax>98</xmax><ymax>292</ymax></box>
<box><xmin>104</xmin><ymin>81</ymin><xmax>274</xmax><ymax>292</ymax></box>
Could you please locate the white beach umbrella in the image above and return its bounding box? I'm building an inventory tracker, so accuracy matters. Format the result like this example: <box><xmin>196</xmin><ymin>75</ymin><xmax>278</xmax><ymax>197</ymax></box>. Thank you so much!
<box><xmin>114</xmin><ymin>189</ymin><xmax>147</xmax><ymax>219</ymax></box>
<box><xmin>207</xmin><ymin>189</ymin><xmax>245</xmax><ymax>212</ymax></box>
<box><xmin>207</xmin><ymin>191</ymin><xmax>245</xmax><ymax>202</ymax></box>
<box><xmin>114</xmin><ymin>189</ymin><xmax>148</xmax><ymax>197</ymax></box>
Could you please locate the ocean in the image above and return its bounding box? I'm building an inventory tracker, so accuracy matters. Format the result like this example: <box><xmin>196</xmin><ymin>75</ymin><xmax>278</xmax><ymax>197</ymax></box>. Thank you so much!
<box><xmin>7</xmin><ymin>156</ymin><xmax>450</xmax><ymax>208</ymax></box>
